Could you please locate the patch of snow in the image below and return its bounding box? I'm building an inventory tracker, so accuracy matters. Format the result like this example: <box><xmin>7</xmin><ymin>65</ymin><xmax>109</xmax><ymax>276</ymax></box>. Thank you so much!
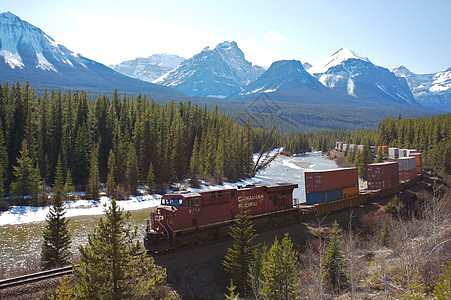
<box><xmin>36</xmin><ymin>52</ymin><xmax>57</xmax><ymax>72</ymax></box>
<box><xmin>0</xmin><ymin>194</ymin><xmax>162</xmax><ymax>226</ymax></box>
<box><xmin>0</xmin><ymin>50</ymin><xmax>24</xmax><ymax>69</ymax></box>
<box><xmin>309</xmin><ymin>48</ymin><xmax>369</xmax><ymax>74</ymax></box>
<box><xmin>396</xmin><ymin>92</ymin><xmax>410</xmax><ymax>102</ymax></box>
<box><xmin>430</xmin><ymin>71</ymin><xmax>451</xmax><ymax>92</ymax></box>
<box><xmin>347</xmin><ymin>78</ymin><xmax>356</xmax><ymax>96</ymax></box>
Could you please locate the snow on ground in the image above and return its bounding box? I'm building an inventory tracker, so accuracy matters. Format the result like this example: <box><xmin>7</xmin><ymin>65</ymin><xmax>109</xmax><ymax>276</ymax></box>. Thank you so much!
<box><xmin>0</xmin><ymin>194</ymin><xmax>162</xmax><ymax>226</ymax></box>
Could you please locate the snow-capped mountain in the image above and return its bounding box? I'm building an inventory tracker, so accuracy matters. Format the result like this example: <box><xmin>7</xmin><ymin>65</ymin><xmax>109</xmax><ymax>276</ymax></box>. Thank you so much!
<box><xmin>154</xmin><ymin>41</ymin><xmax>264</xmax><ymax>98</ymax></box>
<box><xmin>0</xmin><ymin>12</ymin><xmax>181</xmax><ymax>96</ymax></box>
<box><xmin>391</xmin><ymin>65</ymin><xmax>451</xmax><ymax>111</ymax></box>
<box><xmin>110</xmin><ymin>54</ymin><xmax>185</xmax><ymax>83</ymax></box>
<box><xmin>232</xmin><ymin>60</ymin><xmax>326</xmax><ymax>101</ymax></box>
<box><xmin>308</xmin><ymin>48</ymin><xmax>416</xmax><ymax>105</ymax></box>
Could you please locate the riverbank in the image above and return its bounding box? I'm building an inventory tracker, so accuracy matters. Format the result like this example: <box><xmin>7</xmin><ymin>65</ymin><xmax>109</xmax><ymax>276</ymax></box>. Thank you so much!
<box><xmin>323</xmin><ymin>149</ymin><xmax>355</xmax><ymax>168</ymax></box>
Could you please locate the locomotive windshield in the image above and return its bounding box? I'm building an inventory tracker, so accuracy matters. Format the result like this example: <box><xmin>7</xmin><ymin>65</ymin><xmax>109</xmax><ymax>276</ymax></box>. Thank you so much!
<box><xmin>161</xmin><ymin>197</ymin><xmax>184</xmax><ymax>206</ymax></box>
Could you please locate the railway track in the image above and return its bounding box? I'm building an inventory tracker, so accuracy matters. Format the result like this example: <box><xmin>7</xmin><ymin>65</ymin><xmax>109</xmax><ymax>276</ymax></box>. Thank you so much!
<box><xmin>0</xmin><ymin>266</ymin><xmax>73</xmax><ymax>290</ymax></box>
<box><xmin>0</xmin><ymin>249</ymin><xmax>185</xmax><ymax>289</ymax></box>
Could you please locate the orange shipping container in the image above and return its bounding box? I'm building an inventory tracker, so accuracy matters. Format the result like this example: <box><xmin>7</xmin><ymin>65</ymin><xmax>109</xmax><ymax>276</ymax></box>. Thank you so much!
<box><xmin>342</xmin><ymin>186</ymin><xmax>359</xmax><ymax>198</ymax></box>
<box><xmin>409</xmin><ymin>153</ymin><xmax>422</xmax><ymax>173</ymax></box>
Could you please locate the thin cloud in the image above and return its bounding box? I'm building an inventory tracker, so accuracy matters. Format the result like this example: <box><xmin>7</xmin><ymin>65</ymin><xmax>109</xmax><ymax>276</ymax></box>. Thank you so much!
<box><xmin>264</xmin><ymin>30</ymin><xmax>287</xmax><ymax>42</ymax></box>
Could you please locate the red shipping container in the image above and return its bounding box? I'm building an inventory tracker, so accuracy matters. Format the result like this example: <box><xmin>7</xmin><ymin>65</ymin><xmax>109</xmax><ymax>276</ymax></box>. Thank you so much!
<box><xmin>305</xmin><ymin>168</ymin><xmax>358</xmax><ymax>193</ymax></box>
<box><xmin>367</xmin><ymin>162</ymin><xmax>399</xmax><ymax>181</ymax></box>
<box><xmin>409</xmin><ymin>153</ymin><xmax>422</xmax><ymax>173</ymax></box>
<box><xmin>399</xmin><ymin>169</ymin><xmax>416</xmax><ymax>181</ymax></box>
<box><xmin>368</xmin><ymin>176</ymin><xmax>399</xmax><ymax>190</ymax></box>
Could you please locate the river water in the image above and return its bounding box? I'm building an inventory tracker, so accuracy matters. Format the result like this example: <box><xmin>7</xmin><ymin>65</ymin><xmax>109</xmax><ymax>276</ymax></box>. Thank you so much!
<box><xmin>0</xmin><ymin>152</ymin><xmax>337</xmax><ymax>274</ymax></box>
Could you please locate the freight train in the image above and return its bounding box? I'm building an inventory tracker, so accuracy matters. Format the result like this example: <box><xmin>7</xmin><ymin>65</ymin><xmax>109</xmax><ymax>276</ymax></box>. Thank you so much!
<box><xmin>144</xmin><ymin>167</ymin><xmax>422</xmax><ymax>252</ymax></box>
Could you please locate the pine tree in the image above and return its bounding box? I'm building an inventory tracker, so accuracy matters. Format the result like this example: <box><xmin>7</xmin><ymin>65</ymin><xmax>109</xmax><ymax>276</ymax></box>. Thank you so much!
<box><xmin>86</xmin><ymin>144</ymin><xmax>100</xmax><ymax>200</ymax></box>
<box><xmin>64</xmin><ymin>169</ymin><xmax>75</xmax><ymax>201</ymax></box>
<box><xmin>214</xmin><ymin>132</ymin><xmax>225</xmax><ymax>180</ymax></box>
<box><xmin>249</xmin><ymin>243</ymin><xmax>267</xmax><ymax>299</ymax></box>
<box><xmin>222</xmin><ymin>198</ymin><xmax>257</xmax><ymax>295</ymax></box>
<box><xmin>321</xmin><ymin>220</ymin><xmax>350</xmax><ymax>290</ymax></box>
<box><xmin>10</xmin><ymin>139</ymin><xmax>40</xmax><ymax>201</ymax></box>
<box><xmin>106</xmin><ymin>150</ymin><xmax>116</xmax><ymax>197</ymax></box>
<box><xmin>225</xmin><ymin>279</ymin><xmax>240</xmax><ymax>300</ymax></box>
<box><xmin>189</xmin><ymin>135</ymin><xmax>199</xmax><ymax>176</ymax></box>
<box><xmin>125</xmin><ymin>143</ymin><xmax>139</xmax><ymax>195</ymax></box>
<box><xmin>73</xmin><ymin>199</ymin><xmax>166</xmax><ymax>299</ymax></box>
<box><xmin>261</xmin><ymin>233</ymin><xmax>300</xmax><ymax>300</ymax></box>
<box><xmin>0</xmin><ymin>121</ymin><xmax>7</xmax><ymax>198</ymax></box>
<box><xmin>41</xmin><ymin>156</ymin><xmax>71</xmax><ymax>269</ymax></box>
<box><xmin>146</xmin><ymin>161</ymin><xmax>155</xmax><ymax>194</ymax></box>
<box><xmin>379</xmin><ymin>220</ymin><xmax>391</xmax><ymax>246</ymax></box>
<box><xmin>375</xmin><ymin>150</ymin><xmax>384</xmax><ymax>163</ymax></box>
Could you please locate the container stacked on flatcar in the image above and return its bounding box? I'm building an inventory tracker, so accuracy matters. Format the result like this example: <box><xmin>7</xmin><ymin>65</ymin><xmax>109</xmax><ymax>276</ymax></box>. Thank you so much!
<box><xmin>367</xmin><ymin>162</ymin><xmax>399</xmax><ymax>190</ymax></box>
<box><xmin>304</xmin><ymin>167</ymin><xmax>359</xmax><ymax>205</ymax></box>
<box><xmin>378</xmin><ymin>146</ymin><xmax>389</xmax><ymax>157</ymax></box>
<box><xmin>335</xmin><ymin>141</ymin><xmax>345</xmax><ymax>151</ymax></box>
<box><xmin>399</xmin><ymin>149</ymin><xmax>408</xmax><ymax>158</ymax></box>
<box><xmin>389</xmin><ymin>147</ymin><xmax>399</xmax><ymax>160</ymax></box>
<box><xmin>409</xmin><ymin>153</ymin><xmax>422</xmax><ymax>174</ymax></box>
<box><xmin>398</xmin><ymin>157</ymin><xmax>417</xmax><ymax>181</ymax></box>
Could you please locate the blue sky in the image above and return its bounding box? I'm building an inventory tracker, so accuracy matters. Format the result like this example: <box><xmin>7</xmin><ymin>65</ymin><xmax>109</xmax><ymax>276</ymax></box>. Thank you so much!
<box><xmin>1</xmin><ymin>0</ymin><xmax>450</xmax><ymax>73</ymax></box>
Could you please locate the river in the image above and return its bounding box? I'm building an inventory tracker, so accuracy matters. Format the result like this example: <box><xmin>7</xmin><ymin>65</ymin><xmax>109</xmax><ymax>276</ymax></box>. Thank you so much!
<box><xmin>0</xmin><ymin>152</ymin><xmax>337</xmax><ymax>274</ymax></box>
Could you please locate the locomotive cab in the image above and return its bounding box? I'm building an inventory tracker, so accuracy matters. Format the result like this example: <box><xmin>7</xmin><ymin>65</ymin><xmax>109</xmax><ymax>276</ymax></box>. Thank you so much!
<box><xmin>144</xmin><ymin>191</ymin><xmax>201</xmax><ymax>252</ymax></box>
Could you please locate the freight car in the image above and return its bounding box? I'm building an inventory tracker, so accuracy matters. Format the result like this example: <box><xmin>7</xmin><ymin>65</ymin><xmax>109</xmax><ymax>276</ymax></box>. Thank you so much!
<box><xmin>144</xmin><ymin>174</ymin><xmax>422</xmax><ymax>252</ymax></box>
<box><xmin>144</xmin><ymin>183</ymin><xmax>298</xmax><ymax>251</ymax></box>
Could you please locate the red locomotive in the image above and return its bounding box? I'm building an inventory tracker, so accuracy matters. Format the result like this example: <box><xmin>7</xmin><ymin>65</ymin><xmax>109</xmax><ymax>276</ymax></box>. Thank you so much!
<box><xmin>144</xmin><ymin>183</ymin><xmax>298</xmax><ymax>251</ymax></box>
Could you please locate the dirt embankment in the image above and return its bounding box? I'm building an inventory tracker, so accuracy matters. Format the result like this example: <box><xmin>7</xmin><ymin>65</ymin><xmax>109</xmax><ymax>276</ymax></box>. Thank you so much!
<box><xmin>324</xmin><ymin>149</ymin><xmax>355</xmax><ymax>168</ymax></box>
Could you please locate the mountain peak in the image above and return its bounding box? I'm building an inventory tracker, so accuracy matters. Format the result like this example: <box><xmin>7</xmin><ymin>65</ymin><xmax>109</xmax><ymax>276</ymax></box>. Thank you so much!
<box><xmin>216</xmin><ymin>41</ymin><xmax>238</xmax><ymax>48</ymax></box>
<box><xmin>155</xmin><ymin>41</ymin><xmax>263</xmax><ymax>98</ymax></box>
<box><xmin>309</xmin><ymin>48</ymin><xmax>369</xmax><ymax>74</ymax></box>
<box><xmin>111</xmin><ymin>54</ymin><xmax>185</xmax><ymax>83</ymax></box>
<box><xmin>332</xmin><ymin>48</ymin><xmax>368</xmax><ymax>62</ymax></box>
<box><xmin>0</xmin><ymin>11</ymin><xmax>20</xmax><ymax>20</ymax></box>
<box><xmin>234</xmin><ymin>59</ymin><xmax>325</xmax><ymax>99</ymax></box>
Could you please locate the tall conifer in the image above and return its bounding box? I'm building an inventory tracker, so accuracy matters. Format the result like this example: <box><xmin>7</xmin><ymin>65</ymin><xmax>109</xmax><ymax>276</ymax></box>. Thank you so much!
<box><xmin>261</xmin><ymin>234</ymin><xmax>300</xmax><ymax>300</ymax></box>
<box><xmin>0</xmin><ymin>121</ymin><xmax>7</xmax><ymax>198</ymax></box>
<box><xmin>10</xmin><ymin>140</ymin><xmax>40</xmax><ymax>201</ymax></box>
<box><xmin>86</xmin><ymin>144</ymin><xmax>100</xmax><ymax>200</ymax></box>
<box><xmin>41</xmin><ymin>156</ymin><xmax>71</xmax><ymax>268</ymax></box>
<box><xmin>146</xmin><ymin>161</ymin><xmax>155</xmax><ymax>194</ymax></box>
<box><xmin>126</xmin><ymin>143</ymin><xmax>139</xmax><ymax>195</ymax></box>
<box><xmin>73</xmin><ymin>199</ymin><xmax>166</xmax><ymax>299</ymax></box>
<box><xmin>321</xmin><ymin>220</ymin><xmax>350</xmax><ymax>290</ymax></box>
<box><xmin>223</xmin><ymin>197</ymin><xmax>257</xmax><ymax>295</ymax></box>
<box><xmin>64</xmin><ymin>168</ymin><xmax>75</xmax><ymax>200</ymax></box>
<box><xmin>106</xmin><ymin>150</ymin><xmax>116</xmax><ymax>197</ymax></box>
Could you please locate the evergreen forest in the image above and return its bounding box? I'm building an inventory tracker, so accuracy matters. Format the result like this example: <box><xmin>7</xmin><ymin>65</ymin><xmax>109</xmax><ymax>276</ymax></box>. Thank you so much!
<box><xmin>0</xmin><ymin>82</ymin><xmax>256</xmax><ymax>205</ymax></box>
